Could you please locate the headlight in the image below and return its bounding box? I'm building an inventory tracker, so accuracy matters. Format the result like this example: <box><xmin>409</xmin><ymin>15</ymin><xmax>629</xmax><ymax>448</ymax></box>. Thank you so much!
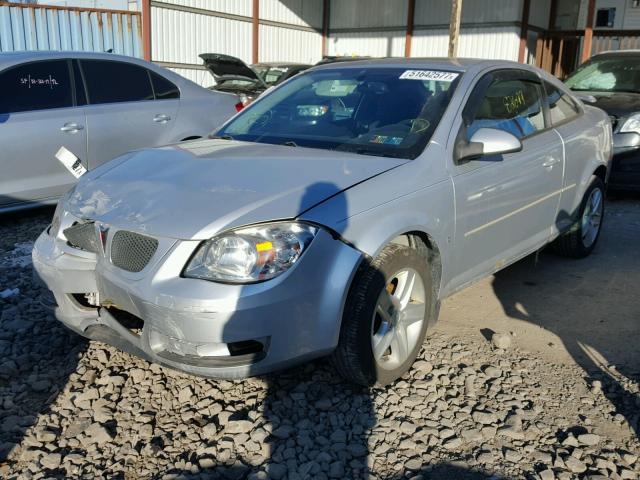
<box><xmin>184</xmin><ymin>222</ymin><xmax>318</xmax><ymax>283</ymax></box>
<box><xmin>620</xmin><ymin>113</ymin><xmax>640</xmax><ymax>134</ymax></box>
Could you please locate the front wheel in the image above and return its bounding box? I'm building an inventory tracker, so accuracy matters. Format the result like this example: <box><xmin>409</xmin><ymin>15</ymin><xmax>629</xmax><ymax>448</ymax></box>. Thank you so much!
<box><xmin>554</xmin><ymin>176</ymin><xmax>605</xmax><ymax>258</ymax></box>
<box><xmin>332</xmin><ymin>244</ymin><xmax>433</xmax><ymax>386</ymax></box>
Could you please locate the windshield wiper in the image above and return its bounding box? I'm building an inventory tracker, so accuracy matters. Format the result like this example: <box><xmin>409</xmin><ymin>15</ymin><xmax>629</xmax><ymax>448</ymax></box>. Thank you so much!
<box><xmin>283</xmin><ymin>140</ymin><xmax>298</xmax><ymax>147</ymax></box>
<box><xmin>209</xmin><ymin>134</ymin><xmax>234</xmax><ymax>140</ymax></box>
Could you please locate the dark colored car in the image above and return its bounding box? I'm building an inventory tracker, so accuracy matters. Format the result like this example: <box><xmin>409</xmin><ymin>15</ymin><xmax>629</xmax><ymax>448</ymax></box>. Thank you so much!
<box><xmin>200</xmin><ymin>53</ymin><xmax>310</xmax><ymax>106</ymax></box>
<box><xmin>565</xmin><ymin>50</ymin><xmax>640</xmax><ymax>191</ymax></box>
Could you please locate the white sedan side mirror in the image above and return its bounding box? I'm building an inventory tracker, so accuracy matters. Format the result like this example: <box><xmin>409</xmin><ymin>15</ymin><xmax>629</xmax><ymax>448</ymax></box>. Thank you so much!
<box><xmin>455</xmin><ymin>127</ymin><xmax>523</xmax><ymax>164</ymax></box>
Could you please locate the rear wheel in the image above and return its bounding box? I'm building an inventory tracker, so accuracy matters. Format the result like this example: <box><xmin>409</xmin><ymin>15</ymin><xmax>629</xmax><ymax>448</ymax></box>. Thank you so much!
<box><xmin>332</xmin><ymin>243</ymin><xmax>432</xmax><ymax>386</ymax></box>
<box><xmin>554</xmin><ymin>176</ymin><xmax>605</xmax><ymax>258</ymax></box>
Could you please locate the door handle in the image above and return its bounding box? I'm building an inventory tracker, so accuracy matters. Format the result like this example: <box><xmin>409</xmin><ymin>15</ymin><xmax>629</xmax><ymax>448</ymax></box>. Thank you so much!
<box><xmin>153</xmin><ymin>114</ymin><xmax>171</xmax><ymax>124</ymax></box>
<box><xmin>60</xmin><ymin>123</ymin><xmax>84</xmax><ymax>133</ymax></box>
<box><xmin>542</xmin><ymin>157</ymin><xmax>561</xmax><ymax>168</ymax></box>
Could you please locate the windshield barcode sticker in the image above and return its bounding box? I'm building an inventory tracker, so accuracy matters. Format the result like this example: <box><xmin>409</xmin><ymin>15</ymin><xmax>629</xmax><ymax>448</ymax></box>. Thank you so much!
<box><xmin>399</xmin><ymin>70</ymin><xmax>459</xmax><ymax>82</ymax></box>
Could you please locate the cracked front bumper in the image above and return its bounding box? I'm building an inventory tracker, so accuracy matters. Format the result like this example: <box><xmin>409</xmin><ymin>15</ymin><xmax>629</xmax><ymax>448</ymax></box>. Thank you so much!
<box><xmin>32</xmin><ymin>225</ymin><xmax>362</xmax><ymax>379</ymax></box>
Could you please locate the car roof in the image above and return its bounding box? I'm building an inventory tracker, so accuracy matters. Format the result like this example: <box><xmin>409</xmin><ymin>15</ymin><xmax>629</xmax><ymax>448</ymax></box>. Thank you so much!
<box><xmin>253</xmin><ymin>62</ymin><xmax>310</xmax><ymax>68</ymax></box>
<box><xmin>591</xmin><ymin>49</ymin><xmax>640</xmax><ymax>58</ymax></box>
<box><xmin>309</xmin><ymin>57</ymin><xmax>521</xmax><ymax>73</ymax></box>
<box><xmin>0</xmin><ymin>50</ymin><xmax>149</xmax><ymax>67</ymax></box>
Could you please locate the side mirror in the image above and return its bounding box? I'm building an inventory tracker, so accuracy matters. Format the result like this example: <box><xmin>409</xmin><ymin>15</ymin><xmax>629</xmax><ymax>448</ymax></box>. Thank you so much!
<box><xmin>455</xmin><ymin>128</ymin><xmax>522</xmax><ymax>164</ymax></box>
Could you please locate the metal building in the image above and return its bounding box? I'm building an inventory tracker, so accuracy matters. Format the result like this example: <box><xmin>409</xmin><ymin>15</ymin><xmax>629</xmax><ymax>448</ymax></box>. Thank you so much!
<box><xmin>0</xmin><ymin>1</ymin><xmax>142</xmax><ymax>56</ymax></box>
<box><xmin>144</xmin><ymin>0</ymin><xmax>323</xmax><ymax>86</ymax></box>
<box><xmin>141</xmin><ymin>0</ymin><xmax>552</xmax><ymax>86</ymax></box>
<box><xmin>4</xmin><ymin>0</ymin><xmax>640</xmax><ymax>86</ymax></box>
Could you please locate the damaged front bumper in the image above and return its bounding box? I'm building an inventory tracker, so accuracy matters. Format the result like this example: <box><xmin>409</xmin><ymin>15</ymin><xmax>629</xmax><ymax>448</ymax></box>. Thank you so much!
<box><xmin>32</xmin><ymin>218</ymin><xmax>362</xmax><ymax>379</ymax></box>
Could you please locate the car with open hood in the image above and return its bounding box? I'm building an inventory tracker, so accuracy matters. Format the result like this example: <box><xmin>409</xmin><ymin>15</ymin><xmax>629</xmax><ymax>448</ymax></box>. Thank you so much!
<box><xmin>565</xmin><ymin>50</ymin><xmax>640</xmax><ymax>191</ymax></box>
<box><xmin>201</xmin><ymin>53</ymin><xmax>310</xmax><ymax>106</ymax></box>
<box><xmin>33</xmin><ymin>58</ymin><xmax>611</xmax><ymax>386</ymax></box>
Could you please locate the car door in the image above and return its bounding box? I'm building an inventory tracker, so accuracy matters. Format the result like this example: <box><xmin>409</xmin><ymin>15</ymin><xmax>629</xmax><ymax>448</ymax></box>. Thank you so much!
<box><xmin>78</xmin><ymin>59</ymin><xmax>180</xmax><ymax>169</ymax></box>
<box><xmin>449</xmin><ymin>69</ymin><xmax>564</xmax><ymax>286</ymax></box>
<box><xmin>542</xmin><ymin>80</ymin><xmax>586</xmax><ymax>233</ymax></box>
<box><xmin>0</xmin><ymin>59</ymin><xmax>87</xmax><ymax>209</ymax></box>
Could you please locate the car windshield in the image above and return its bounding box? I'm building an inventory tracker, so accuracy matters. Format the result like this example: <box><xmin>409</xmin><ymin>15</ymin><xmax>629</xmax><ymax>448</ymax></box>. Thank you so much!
<box><xmin>565</xmin><ymin>56</ymin><xmax>640</xmax><ymax>93</ymax></box>
<box><xmin>216</xmin><ymin>67</ymin><xmax>461</xmax><ymax>159</ymax></box>
<box><xmin>253</xmin><ymin>66</ymin><xmax>290</xmax><ymax>86</ymax></box>
<box><xmin>217</xmin><ymin>78</ymin><xmax>263</xmax><ymax>91</ymax></box>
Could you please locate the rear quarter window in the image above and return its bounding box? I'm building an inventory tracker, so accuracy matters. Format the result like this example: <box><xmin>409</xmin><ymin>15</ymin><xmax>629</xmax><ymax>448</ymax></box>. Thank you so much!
<box><xmin>150</xmin><ymin>71</ymin><xmax>180</xmax><ymax>99</ymax></box>
<box><xmin>544</xmin><ymin>81</ymin><xmax>580</xmax><ymax>126</ymax></box>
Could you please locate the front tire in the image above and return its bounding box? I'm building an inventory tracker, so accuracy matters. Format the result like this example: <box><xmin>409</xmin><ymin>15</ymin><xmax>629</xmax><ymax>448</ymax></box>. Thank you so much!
<box><xmin>554</xmin><ymin>176</ymin><xmax>605</xmax><ymax>258</ymax></box>
<box><xmin>332</xmin><ymin>244</ymin><xmax>433</xmax><ymax>386</ymax></box>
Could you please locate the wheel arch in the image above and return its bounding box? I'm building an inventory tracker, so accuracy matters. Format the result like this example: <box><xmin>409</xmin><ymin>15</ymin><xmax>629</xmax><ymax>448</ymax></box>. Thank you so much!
<box><xmin>593</xmin><ymin>164</ymin><xmax>607</xmax><ymax>184</ymax></box>
<box><xmin>389</xmin><ymin>230</ymin><xmax>443</xmax><ymax>328</ymax></box>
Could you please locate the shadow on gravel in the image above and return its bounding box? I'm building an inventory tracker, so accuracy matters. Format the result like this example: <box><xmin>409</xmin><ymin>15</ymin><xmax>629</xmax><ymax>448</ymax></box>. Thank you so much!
<box><xmin>169</xmin><ymin>362</ymin><xmax>511</xmax><ymax>480</ymax></box>
<box><xmin>0</xmin><ymin>207</ymin><xmax>87</xmax><ymax>471</ymax></box>
<box><xmin>492</xmin><ymin>196</ymin><xmax>640</xmax><ymax>440</ymax></box>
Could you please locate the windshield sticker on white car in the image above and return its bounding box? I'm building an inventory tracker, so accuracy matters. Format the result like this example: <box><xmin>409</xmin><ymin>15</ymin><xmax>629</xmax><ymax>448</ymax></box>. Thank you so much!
<box><xmin>55</xmin><ymin>146</ymin><xmax>87</xmax><ymax>179</ymax></box>
<box><xmin>370</xmin><ymin>135</ymin><xmax>404</xmax><ymax>145</ymax></box>
<box><xmin>399</xmin><ymin>70</ymin><xmax>459</xmax><ymax>82</ymax></box>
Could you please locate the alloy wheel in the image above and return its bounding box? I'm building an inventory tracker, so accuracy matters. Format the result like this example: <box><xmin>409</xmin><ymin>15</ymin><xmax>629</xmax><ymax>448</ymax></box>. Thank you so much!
<box><xmin>371</xmin><ymin>268</ymin><xmax>426</xmax><ymax>370</ymax></box>
<box><xmin>581</xmin><ymin>187</ymin><xmax>603</xmax><ymax>248</ymax></box>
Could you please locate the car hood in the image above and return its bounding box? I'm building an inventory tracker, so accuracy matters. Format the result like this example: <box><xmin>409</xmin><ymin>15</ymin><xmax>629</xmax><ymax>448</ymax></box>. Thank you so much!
<box><xmin>576</xmin><ymin>90</ymin><xmax>640</xmax><ymax>118</ymax></box>
<box><xmin>65</xmin><ymin>139</ymin><xmax>406</xmax><ymax>240</ymax></box>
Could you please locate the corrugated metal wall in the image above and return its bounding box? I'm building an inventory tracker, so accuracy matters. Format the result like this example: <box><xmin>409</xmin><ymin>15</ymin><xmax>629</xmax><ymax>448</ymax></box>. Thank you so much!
<box><xmin>414</xmin><ymin>0</ymin><xmax>522</xmax><ymax>25</ymax></box>
<box><xmin>412</xmin><ymin>0</ymin><xmax>524</xmax><ymax>61</ymax></box>
<box><xmin>327</xmin><ymin>31</ymin><xmax>406</xmax><ymax>58</ymax></box>
<box><xmin>328</xmin><ymin>0</ymin><xmax>407</xmax><ymax>57</ymax></box>
<box><xmin>330</xmin><ymin>0</ymin><xmax>408</xmax><ymax>29</ymax></box>
<box><xmin>328</xmin><ymin>0</ymin><xmax>527</xmax><ymax>62</ymax></box>
<box><xmin>0</xmin><ymin>3</ymin><xmax>142</xmax><ymax>56</ymax></box>
<box><xmin>412</xmin><ymin>26</ymin><xmax>522</xmax><ymax>60</ymax></box>
<box><xmin>150</xmin><ymin>0</ymin><xmax>323</xmax><ymax>87</ymax></box>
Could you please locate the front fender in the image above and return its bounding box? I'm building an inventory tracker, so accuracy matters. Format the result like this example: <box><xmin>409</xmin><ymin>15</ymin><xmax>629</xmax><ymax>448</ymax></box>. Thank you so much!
<box><xmin>303</xmin><ymin>178</ymin><xmax>455</xmax><ymax>298</ymax></box>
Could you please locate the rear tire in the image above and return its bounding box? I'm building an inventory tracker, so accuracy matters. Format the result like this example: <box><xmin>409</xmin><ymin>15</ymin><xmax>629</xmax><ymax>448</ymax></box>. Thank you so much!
<box><xmin>332</xmin><ymin>243</ymin><xmax>433</xmax><ymax>386</ymax></box>
<box><xmin>554</xmin><ymin>176</ymin><xmax>605</xmax><ymax>258</ymax></box>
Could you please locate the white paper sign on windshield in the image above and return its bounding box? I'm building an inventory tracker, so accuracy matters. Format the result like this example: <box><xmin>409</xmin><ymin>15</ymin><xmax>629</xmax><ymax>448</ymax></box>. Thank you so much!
<box><xmin>55</xmin><ymin>146</ymin><xmax>87</xmax><ymax>179</ymax></box>
<box><xmin>399</xmin><ymin>70</ymin><xmax>459</xmax><ymax>82</ymax></box>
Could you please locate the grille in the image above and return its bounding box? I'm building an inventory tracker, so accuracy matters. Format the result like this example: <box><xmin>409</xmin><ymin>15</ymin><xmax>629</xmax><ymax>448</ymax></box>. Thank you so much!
<box><xmin>110</xmin><ymin>231</ymin><xmax>158</xmax><ymax>273</ymax></box>
<box><xmin>63</xmin><ymin>222</ymin><xmax>100</xmax><ymax>253</ymax></box>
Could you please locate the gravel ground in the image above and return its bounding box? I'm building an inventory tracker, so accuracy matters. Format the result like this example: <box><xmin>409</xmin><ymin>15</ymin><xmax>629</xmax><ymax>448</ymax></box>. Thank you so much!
<box><xmin>0</xmin><ymin>205</ymin><xmax>639</xmax><ymax>480</ymax></box>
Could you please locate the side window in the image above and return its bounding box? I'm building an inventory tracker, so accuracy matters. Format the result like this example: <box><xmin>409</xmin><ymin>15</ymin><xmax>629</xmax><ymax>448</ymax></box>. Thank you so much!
<box><xmin>0</xmin><ymin>60</ymin><xmax>72</xmax><ymax>114</ymax></box>
<box><xmin>467</xmin><ymin>75</ymin><xmax>545</xmax><ymax>140</ymax></box>
<box><xmin>150</xmin><ymin>71</ymin><xmax>180</xmax><ymax>99</ymax></box>
<box><xmin>544</xmin><ymin>81</ymin><xmax>580</xmax><ymax>126</ymax></box>
<box><xmin>81</xmin><ymin>60</ymin><xmax>154</xmax><ymax>105</ymax></box>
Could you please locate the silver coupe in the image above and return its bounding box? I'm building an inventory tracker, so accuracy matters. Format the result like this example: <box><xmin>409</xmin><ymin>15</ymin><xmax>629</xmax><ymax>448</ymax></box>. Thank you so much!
<box><xmin>33</xmin><ymin>58</ymin><xmax>611</xmax><ymax>386</ymax></box>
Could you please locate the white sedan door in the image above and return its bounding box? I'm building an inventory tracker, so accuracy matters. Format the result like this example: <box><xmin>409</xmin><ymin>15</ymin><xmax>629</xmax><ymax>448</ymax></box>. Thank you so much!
<box><xmin>78</xmin><ymin>59</ymin><xmax>180</xmax><ymax>169</ymax></box>
<box><xmin>0</xmin><ymin>59</ymin><xmax>87</xmax><ymax>208</ymax></box>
